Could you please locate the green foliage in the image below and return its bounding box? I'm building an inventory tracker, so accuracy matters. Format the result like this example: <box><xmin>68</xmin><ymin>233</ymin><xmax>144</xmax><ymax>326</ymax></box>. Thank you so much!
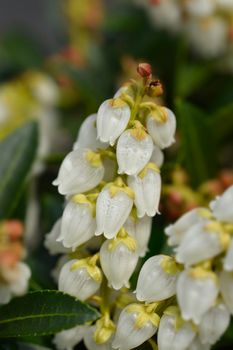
<box><xmin>175</xmin><ymin>100</ymin><xmax>217</xmax><ymax>187</ymax></box>
<box><xmin>0</xmin><ymin>290</ymin><xmax>99</xmax><ymax>338</ymax></box>
<box><xmin>211</xmin><ymin>103</ymin><xmax>233</xmax><ymax>144</ymax></box>
<box><xmin>0</xmin><ymin>122</ymin><xmax>38</xmax><ymax>219</ymax></box>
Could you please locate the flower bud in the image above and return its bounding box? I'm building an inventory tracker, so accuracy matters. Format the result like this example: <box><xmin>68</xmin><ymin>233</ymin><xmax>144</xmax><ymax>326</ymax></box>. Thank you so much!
<box><xmin>53</xmin><ymin>325</ymin><xmax>88</xmax><ymax>350</ymax></box>
<box><xmin>165</xmin><ymin>208</ymin><xmax>211</xmax><ymax>247</ymax></box>
<box><xmin>150</xmin><ymin>145</ymin><xmax>164</xmax><ymax>167</ymax></box>
<box><xmin>57</xmin><ymin>196</ymin><xmax>96</xmax><ymax>251</ymax></box>
<box><xmin>198</xmin><ymin>303</ymin><xmax>230</xmax><ymax>344</ymax></box>
<box><xmin>157</xmin><ymin>307</ymin><xmax>196</xmax><ymax>350</ymax></box>
<box><xmin>146</xmin><ymin>107</ymin><xmax>176</xmax><ymax>149</ymax></box>
<box><xmin>219</xmin><ymin>270</ymin><xmax>233</xmax><ymax>314</ymax></box>
<box><xmin>116</xmin><ymin>122</ymin><xmax>153</xmax><ymax>176</ymax></box>
<box><xmin>136</xmin><ymin>255</ymin><xmax>180</xmax><ymax>302</ymax></box>
<box><xmin>137</xmin><ymin>63</ymin><xmax>152</xmax><ymax>78</ymax></box>
<box><xmin>97</xmin><ymin>99</ymin><xmax>131</xmax><ymax>146</ymax></box>
<box><xmin>175</xmin><ymin>221</ymin><xmax>226</xmax><ymax>267</ymax></box>
<box><xmin>223</xmin><ymin>238</ymin><xmax>233</xmax><ymax>271</ymax></box>
<box><xmin>58</xmin><ymin>258</ymin><xmax>102</xmax><ymax>301</ymax></box>
<box><xmin>73</xmin><ymin>114</ymin><xmax>108</xmax><ymax>151</ymax></box>
<box><xmin>53</xmin><ymin>149</ymin><xmax>104</xmax><ymax>195</ymax></box>
<box><xmin>124</xmin><ymin>214</ymin><xmax>152</xmax><ymax>257</ymax></box>
<box><xmin>112</xmin><ymin>303</ymin><xmax>160</xmax><ymax>350</ymax></box>
<box><xmin>100</xmin><ymin>229</ymin><xmax>138</xmax><ymax>290</ymax></box>
<box><xmin>44</xmin><ymin>218</ymin><xmax>70</xmax><ymax>255</ymax></box>
<box><xmin>95</xmin><ymin>179</ymin><xmax>134</xmax><ymax>239</ymax></box>
<box><xmin>210</xmin><ymin>186</ymin><xmax>233</xmax><ymax>223</ymax></box>
<box><xmin>128</xmin><ymin>163</ymin><xmax>161</xmax><ymax>217</ymax></box>
<box><xmin>84</xmin><ymin>325</ymin><xmax>114</xmax><ymax>350</ymax></box>
<box><xmin>177</xmin><ymin>269</ymin><xmax>219</xmax><ymax>324</ymax></box>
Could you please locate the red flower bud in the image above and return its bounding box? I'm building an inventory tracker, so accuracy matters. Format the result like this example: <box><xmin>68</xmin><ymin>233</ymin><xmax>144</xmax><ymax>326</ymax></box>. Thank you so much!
<box><xmin>137</xmin><ymin>63</ymin><xmax>152</xmax><ymax>78</ymax></box>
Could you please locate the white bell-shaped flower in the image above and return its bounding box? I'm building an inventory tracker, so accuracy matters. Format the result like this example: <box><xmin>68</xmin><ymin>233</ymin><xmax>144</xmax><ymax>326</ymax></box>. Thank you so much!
<box><xmin>128</xmin><ymin>163</ymin><xmax>161</xmax><ymax>217</ymax></box>
<box><xmin>165</xmin><ymin>208</ymin><xmax>211</xmax><ymax>247</ymax></box>
<box><xmin>100</xmin><ymin>229</ymin><xmax>138</xmax><ymax>290</ymax></box>
<box><xmin>57</xmin><ymin>196</ymin><xmax>96</xmax><ymax>251</ymax></box>
<box><xmin>146</xmin><ymin>107</ymin><xmax>176</xmax><ymax>149</ymax></box>
<box><xmin>53</xmin><ymin>325</ymin><xmax>88</xmax><ymax>350</ymax></box>
<box><xmin>198</xmin><ymin>303</ymin><xmax>230</xmax><ymax>345</ymax></box>
<box><xmin>184</xmin><ymin>0</ymin><xmax>216</xmax><ymax>17</ymax></box>
<box><xmin>175</xmin><ymin>221</ymin><xmax>225</xmax><ymax>267</ymax></box>
<box><xmin>51</xmin><ymin>255</ymin><xmax>70</xmax><ymax>283</ymax></box>
<box><xmin>157</xmin><ymin>307</ymin><xmax>196</xmax><ymax>350</ymax></box>
<box><xmin>188</xmin><ymin>336</ymin><xmax>211</xmax><ymax>350</ymax></box>
<box><xmin>97</xmin><ymin>99</ymin><xmax>131</xmax><ymax>146</ymax></box>
<box><xmin>210</xmin><ymin>186</ymin><xmax>233</xmax><ymax>223</ymax></box>
<box><xmin>73</xmin><ymin>114</ymin><xmax>108</xmax><ymax>151</ymax></box>
<box><xmin>84</xmin><ymin>325</ymin><xmax>114</xmax><ymax>350</ymax></box>
<box><xmin>95</xmin><ymin>179</ymin><xmax>134</xmax><ymax>239</ymax></box>
<box><xmin>44</xmin><ymin>218</ymin><xmax>70</xmax><ymax>255</ymax></box>
<box><xmin>177</xmin><ymin>269</ymin><xmax>219</xmax><ymax>324</ymax></box>
<box><xmin>53</xmin><ymin>149</ymin><xmax>104</xmax><ymax>195</ymax></box>
<box><xmin>124</xmin><ymin>214</ymin><xmax>152</xmax><ymax>257</ymax></box>
<box><xmin>112</xmin><ymin>303</ymin><xmax>160</xmax><ymax>350</ymax></box>
<box><xmin>0</xmin><ymin>262</ymin><xmax>31</xmax><ymax>304</ymax></box>
<box><xmin>223</xmin><ymin>238</ymin><xmax>233</xmax><ymax>271</ymax></box>
<box><xmin>58</xmin><ymin>257</ymin><xmax>102</xmax><ymax>301</ymax></box>
<box><xmin>219</xmin><ymin>270</ymin><xmax>233</xmax><ymax>314</ymax></box>
<box><xmin>117</xmin><ymin>122</ymin><xmax>153</xmax><ymax>176</ymax></box>
<box><xmin>136</xmin><ymin>255</ymin><xmax>180</xmax><ymax>303</ymax></box>
<box><xmin>150</xmin><ymin>145</ymin><xmax>164</xmax><ymax>167</ymax></box>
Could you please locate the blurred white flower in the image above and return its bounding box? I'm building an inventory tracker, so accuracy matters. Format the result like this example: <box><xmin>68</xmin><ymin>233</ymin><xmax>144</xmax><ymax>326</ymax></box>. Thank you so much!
<box><xmin>53</xmin><ymin>325</ymin><xmax>88</xmax><ymax>350</ymax></box>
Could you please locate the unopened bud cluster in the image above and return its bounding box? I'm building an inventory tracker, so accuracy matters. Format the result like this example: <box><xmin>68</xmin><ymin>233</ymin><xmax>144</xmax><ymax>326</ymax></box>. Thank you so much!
<box><xmin>46</xmin><ymin>64</ymin><xmax>177</xmax><ymax>349</ymax></box>
<box><xmin>136</xmin><ymin>0</ymin><xmax>233</xmax><ymax>67</ymax></box>
<box><xmin>0</xmin><ymin>220</ymin><xmax>31</xmax><ymax>304</ymax></box>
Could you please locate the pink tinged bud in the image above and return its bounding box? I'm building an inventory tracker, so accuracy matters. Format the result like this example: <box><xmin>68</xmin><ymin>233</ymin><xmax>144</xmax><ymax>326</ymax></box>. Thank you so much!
<box><xmin>136</xmin><ymin>255</ymin><xmax>179</xmax><ymax>303</ymax></box>
<box><xmin>210</xmin><ymin>185</ymin><xmax>233</xmax><ymax>223</ymax></box>
<box><xmin>219</xmin><ymin>270</ymin><xmax>233</xmax><ymax>314</ymax></box>
<box><xmin>157</xmin><ymin>313</ymin><xmax>196</xmax><ymax>350</ymax></box>
<box><xmin>44</xmin><ymin>218</ymin><xmax>70</xmax><ymax>255</ymax></box>
<box><xmin>57</xmin><ymin>201</ymin><xmax>96</xmax><ymax>251</ymax></box>
<box><xmin>73</xmin><ymin>114</ymin><xmax>108</xmax><ymax>151</ymax></box>
<box><xmin>95</xmin><ymin>187</ymin><xmax>133</xmax><ymax>239</ymax></box>
<box><xmin>52</xmin><ymin>149</ymin><xmax>104</xmax><ymax>196</ymax></box>
<box><xmin>128</xmin><ymin>167</ymin><xmax>161</xmax><ymax>218</ymax></box>
<box><xmin>117</xmin><ymin>130</ymin><xmax>153</xmax><ymax>176</ymax></box>
<box><xmin>137</xmin><ymin>63</ymin><xmax>152</xmax><ymax>78</ymax></box>
<box><xmin>146</xmin><ymin>107</ymin><xmax>176</xmax><ymax>149</ymax></box>
<box><xmin>100</xmin><ymin>239</ymin><xmax>138</xmax><ymax>290</ymax></box>
<box><xmin>175</xmin><ymin>222</ymin><xmax>223</xmax><ymax>267</ymax></box>
<box><xmin>96</xmin><ymin>99</ymin><xmax>131</xmax><ymax>146</ymax></box>
<box><xmin>177</xmin><ymin>270</ymin><xmax>219</xmax><ymax>324</ymax></box>
<box><xmin>198</xmin><ymin>303</ymin><xmax>230</xmax><ymax>345</ymax></box>
<box><xmin>58</xmin><ymin>259</ymin><xmax>101</xmax><ymax>301</ymax></box>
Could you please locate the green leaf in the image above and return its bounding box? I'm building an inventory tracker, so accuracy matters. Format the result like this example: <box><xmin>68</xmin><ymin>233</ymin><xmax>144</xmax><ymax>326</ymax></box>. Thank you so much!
<box><xmin>175</xmin><ymin>100</ymin><xmax>217</xmax><ymax>187</ymax></box>
<box><xmin>175</xmin><ymin>63</ymin><xmax>211</xmax><ymax>98</ymax></box>
<box><xmin>0</xmin><ymin>290</ymin><xmax>99</xmax><ymax>338</ymax></box>
<box><xmin>0</xmin><ymin>122</ymin><xmax>38</xmax><ymax>218</ymax></box>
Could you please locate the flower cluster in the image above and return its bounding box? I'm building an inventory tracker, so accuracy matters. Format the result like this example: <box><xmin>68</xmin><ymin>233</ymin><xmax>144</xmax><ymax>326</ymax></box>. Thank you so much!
<box><xmin>136</xmin><ymin>0</ymin><xmax>233</xmax><ymax>66</ymax></box>
<box><xmin>0</xmin><ymin>220</ymin><xmax>31</xmax><ymax>304</ymax></box>
<box><xmin>46</xmin><ymin>63</ymin><xmax>177</xmax><ymax>349</ymax></box>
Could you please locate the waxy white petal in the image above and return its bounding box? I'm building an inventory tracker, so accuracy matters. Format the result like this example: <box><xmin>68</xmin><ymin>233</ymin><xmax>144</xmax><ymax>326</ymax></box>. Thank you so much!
<box><xmin>97</xmin><ymin>99</ymin><xmax>131</xmax><ymax>145</ymax></box>
<box><xmin>210</xmin><ymin>185</ymin><xmax>233</xmax><ymax>223</ymax></box>
<box><xmin>53</xmin><ymin>325</ymin><xmax>88</xmax><ymax>350</ymax></box>
<box><xmin>44</xmin><ymin>218</ymin><xmax>70</xmax><ymax>255</ymax></box>
<box><xmin>219</xmin><ymin>270</ymin><xmax>233</xmax><ymax>314</ymax></box>
<box><xmin>53</xmin><ymin>149</ymin><xmax>104</xmax><ymax>195</ymax></box>
<box><xmin>117</xmin><ymin>130</ymin><xmax>153</xmax><ymax>176</ymax></box>
<box><xmin>150</xmin><ymin>145</ymin><xmax>164</xmax><ymax>167</ymax></box>
<box><xmin>96</xmin><ymin>187</ymin><xmax>133</xmax><ymax>239</ymax></box>
<box><xmin>146</xmin><ymin>107</ymin><xmax>176</xmax><ymax>149</ymax></box>
<box><xmin>223</xmin><ymin>238</ymin><xmax>233</xmax><ymax>271</ymax></box>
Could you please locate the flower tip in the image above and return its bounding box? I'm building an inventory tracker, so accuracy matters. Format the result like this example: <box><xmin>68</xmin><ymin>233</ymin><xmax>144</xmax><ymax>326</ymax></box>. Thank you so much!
<box><xmin>137</xmin><ymin>63</ymin><xmax>152</xmax><ymax>78</ymax></box>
